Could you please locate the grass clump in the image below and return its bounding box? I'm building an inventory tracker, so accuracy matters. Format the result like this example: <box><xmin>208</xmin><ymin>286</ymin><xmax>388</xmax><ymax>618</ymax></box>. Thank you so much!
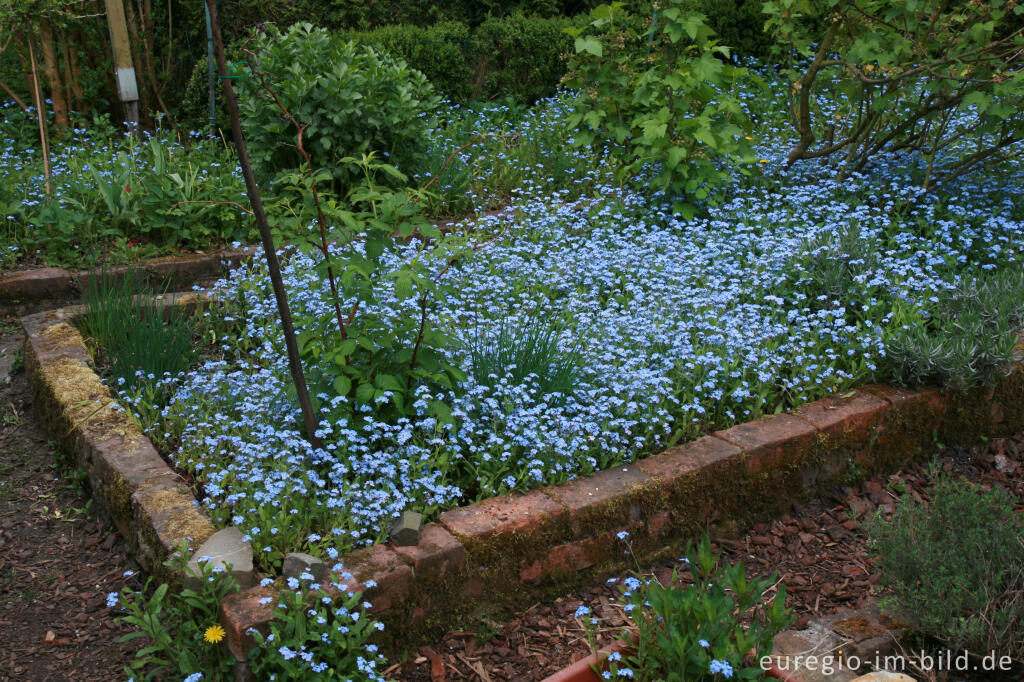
<box><xmin>80</xmin><ymin>269</ymin><xmax>199</xmax><ymax>395</ymax></box>
<box><xmin>865</xmin><ymin>474</ymin><xmax>1024</xmax><ymax>661</ymax></box>
<box><xmin>467</xmin><ymin>315</ymin><xmax>585</xmax><ymax>403</ymax></box>
<box><xmin>886</xmin><ymin>268</ymin><xmax>1024</xmax><ymax>389</ymax></box>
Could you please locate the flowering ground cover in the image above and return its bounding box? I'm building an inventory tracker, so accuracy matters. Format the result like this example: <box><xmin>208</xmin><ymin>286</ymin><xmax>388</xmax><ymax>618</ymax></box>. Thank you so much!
<box><xmin>107</xmin><ymin>80</ymin><xmax>1024</xmax><ymax>572</ymax></box>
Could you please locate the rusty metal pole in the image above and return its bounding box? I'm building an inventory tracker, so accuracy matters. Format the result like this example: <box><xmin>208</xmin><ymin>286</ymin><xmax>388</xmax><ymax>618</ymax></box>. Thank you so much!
<box><xmin>103</xmin><ymin>0</ymin><xmax>139</xmax><ymax>132</ymax></box>
<box><xmin>204</xmin><ymin>0</ymin><xmax>323</xmax><ymax>450</ymax></box>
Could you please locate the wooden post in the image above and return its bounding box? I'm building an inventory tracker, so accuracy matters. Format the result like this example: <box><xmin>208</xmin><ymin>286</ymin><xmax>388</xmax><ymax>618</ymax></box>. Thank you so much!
<box><xmin>27</xmin><ymin>43</ymin><xmax>53</xmax><ymax>198</ymax></box>
<box><xmin>103</xmin><ymin>0</ymin><xmax>139</xmax><ymax>131</ymax></box>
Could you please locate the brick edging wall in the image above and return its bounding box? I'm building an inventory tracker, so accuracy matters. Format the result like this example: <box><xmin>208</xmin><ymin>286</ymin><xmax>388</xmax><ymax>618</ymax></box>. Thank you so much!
<box><xmin>21</xmin><ymin>297</ymin><xmax>216</xmax><ymax>583</ymax></box>
<box><xmin>21</xmin><ymin>297</ymin><xmax>1024</xmax><ymax>660</ymax></box>
<box><xmin>0</xmin><ymin>246</ymin><xmax>258</xmax><ymax>313</ymax></box>
<box><xmin>220</xmin><ymin>370</ymin><xmax>1024</xmax><ymax>660</ymax></box>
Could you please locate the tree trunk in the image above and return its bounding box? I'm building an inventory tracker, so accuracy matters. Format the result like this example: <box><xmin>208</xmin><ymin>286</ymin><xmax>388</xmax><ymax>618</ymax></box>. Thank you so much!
<box><xmin>38</xmin><ymin>18</ymin><xmax>70</xmax><ymax>131</ymax></box>
<box><xmin>62</xmin><ymin>30</ymin><xmax>88</xmax><ymax>114</ymax></box>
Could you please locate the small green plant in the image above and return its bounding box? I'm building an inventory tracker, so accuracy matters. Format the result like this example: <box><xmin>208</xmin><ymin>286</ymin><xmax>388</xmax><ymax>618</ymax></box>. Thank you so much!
<box><xmin>885</xmin><ymin>268</ymin><xmax>1024</xmax><ymax>389</ymax></box>
<box><xmin>793</xmin><ymin>222</ymin><xmax>880</xmax><ymax>309</ymax></box>
<box><xmin>581</xmin><ymin>533</ymin><xmax>794</xmax><ymax>680</ymax></box>
<box><xmin>115</xmin><ymin>550</ymin><xmax>240</xmax><ymax>681</ymax></box>
<box><xmin>80</xmin><ymin>269</ymin><xmax>201</xmax><ymax>395</ymax></box>
<box><xmin>247</xmin><ymin>574</ymin><xmax>389</xmax><ymax>680</ymax></box>
<box><xmin>866</xmin><ymin>474</ymin><xmax>1024</xmax><ymax>661</ymax></box>
<box><xmin>467</xmin><ymin>314</ymin><xmax>585</xmax><ymax>402</ymax></box>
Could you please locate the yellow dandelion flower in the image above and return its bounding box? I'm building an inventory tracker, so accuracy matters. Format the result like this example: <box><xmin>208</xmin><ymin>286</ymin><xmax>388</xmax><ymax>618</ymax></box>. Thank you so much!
<box><xmin>204</xmin><ymin>624</ymin><xmax>226</xmax><ymax>644</ymax></box>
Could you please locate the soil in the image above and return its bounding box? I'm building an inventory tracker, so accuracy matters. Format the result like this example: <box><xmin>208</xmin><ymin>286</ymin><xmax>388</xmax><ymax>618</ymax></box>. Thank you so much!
<box><xmin>0</xmin><ymin>316</ymin><xmax>138</xmax><ymax>681</ymax></box>
<box><xmin>2</xmin><ymin>307</ymin><xmax>1023</xmax><ymax>682</ymax></box>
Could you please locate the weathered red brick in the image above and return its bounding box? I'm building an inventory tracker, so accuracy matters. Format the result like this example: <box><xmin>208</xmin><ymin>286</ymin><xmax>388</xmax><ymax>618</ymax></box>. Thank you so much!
<box><xmin>647</xmin><ymin>510</ymin><xmax>672</xmax><ymax>540</ymax></box>
<box><xmin>794</xmin><ymin>390</ymin><xmax>889</xmax><ymax>439</ymax></box>
<box><xmin>636</xmin><ymin>435</ymin><xmax>742</xmax><ymax>482</ymax></box>
<box><xmin>519</xmin><ymin>536</ymin><xmax>604</xmax><ymax>584</ymax></box>
<box><xmin>220</xmin><ymin>585</ymin><xmax>276</xmax><ymax>660</ymax></box>
<box><xmin>862</xmin><ymin>384</ymin><xmax>942</xmax><ymax>410</ymax></box>
<box><xmin>0</xmin><ymin>267</ymin><xmax>73</xmax><ymax>302</ymax></box>
<box><xmin>391</xmin><ymin>523</ymin><xmax>465</xmax><ymax>578</ymax></box>
<box><xmin>545</xmin><ymin>465</ymin><xmax>651</xmax><ymax>533</ymax></box>
<box><xmin>714</xmin><ymin>414</ymin><xmax>818</xmax><ymax>475</ymax></box>
<box><xmin>439</xmin><ymin>490</ymin><xmax>563</xmax><ymax>541</ymax></box>
<box><xmin>461</xmin><ymin>576</ymin><xmax>485</xmax><ymax>597</ymax></box>
<box><xmin>338</xmin><ymin>544</ymin><xmax>413</xmax><ymax>614</ymax></box>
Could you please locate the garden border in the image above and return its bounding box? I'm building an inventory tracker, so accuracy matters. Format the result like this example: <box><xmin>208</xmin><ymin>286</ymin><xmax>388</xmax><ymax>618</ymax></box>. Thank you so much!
<box><xmin>20</xmin><ymin>298</ymin><xmax>1024</xmax><ymax>672</ymax></box>
<box><xmin>0</xmin><ymin>246</ymin><xmax>258</xmax><ymax>314</ymax></box>
<box><xmin>20</xmin><ymin>295</ymin><xmax>217</xmax><ymax>583</ymax></box>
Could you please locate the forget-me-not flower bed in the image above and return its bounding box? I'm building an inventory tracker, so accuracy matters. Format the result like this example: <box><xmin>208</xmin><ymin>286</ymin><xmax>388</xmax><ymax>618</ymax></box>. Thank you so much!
<box><xmin>117</xmin><ymin>105</ymin><xmax>1024</xmax><ymax>567</ymax></box>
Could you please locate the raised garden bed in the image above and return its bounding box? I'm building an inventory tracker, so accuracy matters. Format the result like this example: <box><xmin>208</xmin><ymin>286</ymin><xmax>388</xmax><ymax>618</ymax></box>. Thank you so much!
<box><xmin>22</xmin><ymin>293</ymin><xmax>1024</xmax><ymax>675</ymax></box>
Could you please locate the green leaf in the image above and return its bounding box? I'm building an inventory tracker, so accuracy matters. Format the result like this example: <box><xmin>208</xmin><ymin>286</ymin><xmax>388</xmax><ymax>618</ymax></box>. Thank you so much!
<box><xmin>355</xmin><ymin>382</ymin><xmax>375</xmax><ymax>404</ymax></box>
<box><xmin>575</xmin><ymin>36</ymin><xmax>603</xmax><ymax>57</ymax></box>
<box><xmin>332</xmin><ymin>375</ymin><xmax>351</xmax><ymax>396</ymax></box>
<box><xmin>419</xmin><ymin>222</ymin><xmax>442</xmax><ymax>239</ymax></box>
<box><xmin>394</xmin><ymin>275</ymin><xmax>413</xmax><ymax>300</ymax></box>
<box><xmin>375</xmin><ymin>374</ymin><xmax>404</xmax><ymax>392</ymax></box>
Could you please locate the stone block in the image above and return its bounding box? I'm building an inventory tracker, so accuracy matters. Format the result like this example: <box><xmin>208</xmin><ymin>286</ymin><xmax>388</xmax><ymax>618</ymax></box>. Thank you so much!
<box><xmin>388</xmin><ymin>510</ymin><xmax>423</xmax><ymax>547</ymax></box>
<box><xmin>282</xmin><ymin>552</ymin><xmax>327</xmax><ymax>583</ymax></box>
<box><xmin>186</xmin><ymin>527</ymin><xmax>255</xmax><ymax>591</ymax></box>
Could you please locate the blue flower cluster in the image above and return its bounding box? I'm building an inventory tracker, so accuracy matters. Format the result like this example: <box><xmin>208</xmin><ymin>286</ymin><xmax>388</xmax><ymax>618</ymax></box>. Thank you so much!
<box><xmin>107</xmin><ymin>80</ymin><xmax>1024</xmax><ymax>565</ymax></box>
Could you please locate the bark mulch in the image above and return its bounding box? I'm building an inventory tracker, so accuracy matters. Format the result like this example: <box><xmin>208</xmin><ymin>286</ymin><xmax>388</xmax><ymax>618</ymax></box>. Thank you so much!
<box><xmin>391</xmin><ymin>434</ymin><xmax>1024</xmax><ymax>681</ymax></box>
<box><xmin>0</xmin><ymin>317</ymin><xmax>138</xmax><ymax>682</ymax></box>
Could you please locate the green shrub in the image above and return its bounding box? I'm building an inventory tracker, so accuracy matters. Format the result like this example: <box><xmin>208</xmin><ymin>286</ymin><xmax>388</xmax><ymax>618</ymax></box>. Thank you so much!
<box><xmin>681</xmin><ymin>0</ymin><xmax>774</xmax><ymax>59</ymax></box>
<box><xmin>471</xmin><ymin>13</ymin><xmax>579</xmax><ymax>103</ymax></box>
<box><xmin>234</xmin><ymin>23</ymin><xmax>439</xmax><ymax>192</ymax></box>
<box><xmin>346</xmin><ymin>21</ymin><xmax>476</xmax><ymax>102</ymax></box>
<box><xmin>564</xmin><ymin>1</ymin><xmax>755</xmax><ymax>217</ymax></box>
<box><xmin>885</xmin><ymin>268</ymin><xmax>1024</xmax><ymax>390</ymax></box>
<box><xmin>866</xmin><ymin>475</ymin><xmax>1024</xmax><ymax>659</ymax></box>
<box><xmin>347</xmin><ymin>14</ymin><xmax>583</xmax><ymax>104</ymax></box>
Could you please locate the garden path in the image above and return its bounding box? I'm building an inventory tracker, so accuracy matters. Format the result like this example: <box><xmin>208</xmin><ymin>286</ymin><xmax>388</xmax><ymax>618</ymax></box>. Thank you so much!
<box><xmin>0</xmin><ymin>318</ymin><xmax>136</xmax><ymax>681</ymax></box>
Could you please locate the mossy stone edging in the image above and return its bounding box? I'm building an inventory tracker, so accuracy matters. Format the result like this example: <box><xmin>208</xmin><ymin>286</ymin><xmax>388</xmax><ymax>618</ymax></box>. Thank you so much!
<box><xmin>21</xmin><ymin>298</ymin><xmax>1024</xmax><ymax>663</ymax></box>
<box><xmin>0</xmin><ymin>246</ymin><xmax>258</xmax><ymax>313</ymax></box>
<box><xmin>20</xmin><ymin>296</ymin><xmax>216</xmax><ymax>583</ymax></box>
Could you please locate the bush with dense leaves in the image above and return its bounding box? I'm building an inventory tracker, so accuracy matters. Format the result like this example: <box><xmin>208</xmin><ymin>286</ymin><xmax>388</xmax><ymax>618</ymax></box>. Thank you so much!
<box><xmin>866</xmin><ymin>475</ymin><xmax>1024</xmax><ymax>660</ymax></box>
<box><xmin>233</xmin><ymin>23</ymin><xmax>439</xmax><ymax>191</ymax></box>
